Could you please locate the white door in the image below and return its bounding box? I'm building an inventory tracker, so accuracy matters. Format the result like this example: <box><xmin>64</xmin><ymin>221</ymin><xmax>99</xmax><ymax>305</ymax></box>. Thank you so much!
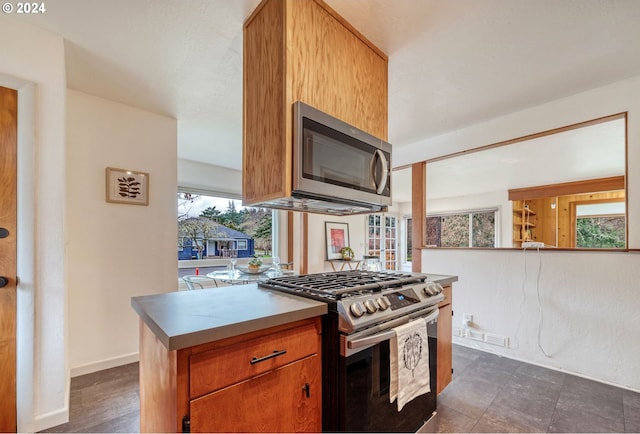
<box><xmin>366</xmin><ymin>214</ymin><xmax>397</xmax><ymax>270</ymax></box>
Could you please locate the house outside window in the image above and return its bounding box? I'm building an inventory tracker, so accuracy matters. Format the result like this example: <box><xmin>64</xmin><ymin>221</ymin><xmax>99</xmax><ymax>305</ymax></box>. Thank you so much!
<box><xmin>177</xmin><ymin>192</ymin><xmax>273</xmax><ymax>261</ymax></box>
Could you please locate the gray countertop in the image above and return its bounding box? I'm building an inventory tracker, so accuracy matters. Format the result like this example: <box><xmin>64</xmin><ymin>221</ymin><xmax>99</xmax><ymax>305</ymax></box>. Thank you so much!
<box><xmin>422</xmin><ymin>273</ymin><xmax>458</xmax><ymax>286</ymax></box>
<box><xmin>131</xmin><ymin>284</ymin><xmax>328</xmax><ymax>351</ymax></box>
<box><xmin>131</xmin><ymin>273</ymin><xmax>456</xmax><ymax>352</ymax></box>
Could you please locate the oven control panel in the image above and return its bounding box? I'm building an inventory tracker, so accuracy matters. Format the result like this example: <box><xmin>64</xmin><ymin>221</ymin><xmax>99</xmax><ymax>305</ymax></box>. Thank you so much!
<box><xmin>386</xmin><ymin>288</ymin><xmax>421</xmax><ymax>310</ymax></box>
<box><xmin>338</xmin><ymin>281</ymin><xmax>444</xmax><ymax>333</ymax></box>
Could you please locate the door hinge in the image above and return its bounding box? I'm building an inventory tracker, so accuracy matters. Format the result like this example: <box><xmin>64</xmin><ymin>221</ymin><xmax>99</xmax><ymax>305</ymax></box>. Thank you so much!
<box><xmin>451</xmin><ymin>368</ymin><xmax>454</xmax><ymax>374</ymax></box>
<box><xmin>451</xmin><ymin>310</ymin><xmax>454</xmax><ymax>316</ymax></box>
<box><xmin>182</xmin><ymin>415</ymin><xmax>191</xmax><ymax>433</ymax></box>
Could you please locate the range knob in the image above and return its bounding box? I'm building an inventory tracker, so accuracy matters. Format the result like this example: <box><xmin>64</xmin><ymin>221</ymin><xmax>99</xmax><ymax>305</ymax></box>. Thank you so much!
<box><xmin>377</xmin><ymin>297</ymin><xmax>391</xmax><ymax>310</ymax></box>
<box><xmin>350</xmin><ymin>302</ymin><xmax>366</xmax><ymax>318</ymax></box>
<box><xmin>423</xmin><ymin>284</ymin><xmax>436</xmax><ymax>296</ymax></box>
<box><xmin>423</xmin><ymin>282</ymin><xmax>444</xmax><ymax>296</ymax></box>
<box><xmin>364</xmin><ymin>299</ymin><xmax>378</xmax><ymax>314</ymax></box>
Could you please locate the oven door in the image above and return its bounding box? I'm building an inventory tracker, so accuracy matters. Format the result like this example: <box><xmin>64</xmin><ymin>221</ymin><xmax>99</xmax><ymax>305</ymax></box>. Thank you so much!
<box><xmin>339</xmin><ymin>307</ymin><xmax>438</xmax><ymax>432</ymax></box>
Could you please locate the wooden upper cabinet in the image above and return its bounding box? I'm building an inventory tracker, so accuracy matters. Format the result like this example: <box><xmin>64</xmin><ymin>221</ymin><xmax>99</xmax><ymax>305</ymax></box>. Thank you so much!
<box><xmin>243</xmin><ymin>0</ymin><xmax>388</xmax><ymax>205</ymax></box>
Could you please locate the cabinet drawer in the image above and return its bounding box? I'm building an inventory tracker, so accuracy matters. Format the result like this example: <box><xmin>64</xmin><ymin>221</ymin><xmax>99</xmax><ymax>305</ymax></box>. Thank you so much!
<box><xmin>190</xmin><ymin>322</ymin><xmax>320</xmax><ymax>399</ymax></box>
<box><xmin>438</xmin><ymin>284</ymin><xmax>452</xmax><ymax>308</ymax></box>
<box><xmin>190</xmin><ymin>355</ymin><xmax>321</xmax><ymax>433</ymax></box>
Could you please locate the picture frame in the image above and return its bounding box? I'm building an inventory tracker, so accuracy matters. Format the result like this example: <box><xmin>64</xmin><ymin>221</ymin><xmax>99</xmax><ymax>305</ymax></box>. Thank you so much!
<box><xmin>105</xmin><ymin>167</ymin><xmax>149</xmax><ymax>206</ymax></box>
<box><xmin>325</xmin><ymin>221</ymin><xmax>350</xmax><ymax>260</ymax></box>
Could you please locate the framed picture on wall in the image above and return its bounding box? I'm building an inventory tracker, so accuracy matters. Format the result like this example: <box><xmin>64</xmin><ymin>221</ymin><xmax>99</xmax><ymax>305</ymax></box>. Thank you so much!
<box><xmin>105</xmin><ymin>167</ymin><xmax>149</xmax><ymax>206</ymax></box>
<box><xmin>325</xmin><ymin>221</ymin><xmax>350</xmax><ymax>260</ymax></box>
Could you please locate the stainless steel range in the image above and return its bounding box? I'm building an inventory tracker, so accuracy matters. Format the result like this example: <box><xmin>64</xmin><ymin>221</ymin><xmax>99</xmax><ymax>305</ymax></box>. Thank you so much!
<box><xmin>259</xmin><ymin>270</ymin><xmax>444</xmax><ymax>432</ymax></box>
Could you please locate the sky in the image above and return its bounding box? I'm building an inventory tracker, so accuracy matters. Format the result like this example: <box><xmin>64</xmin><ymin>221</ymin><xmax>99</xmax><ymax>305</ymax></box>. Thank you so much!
<box><xmin>178</xmin><ymin>194</ymin><xmax>245</xmax><ymax>218</ymax></box>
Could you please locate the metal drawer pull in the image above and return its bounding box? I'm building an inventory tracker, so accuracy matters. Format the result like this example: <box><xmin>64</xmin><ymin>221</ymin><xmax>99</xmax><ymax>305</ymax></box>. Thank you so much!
<box><xmin>250</xmin><ymin>349</ymin><xmax>287</xmax><ymax>365</ymax></box>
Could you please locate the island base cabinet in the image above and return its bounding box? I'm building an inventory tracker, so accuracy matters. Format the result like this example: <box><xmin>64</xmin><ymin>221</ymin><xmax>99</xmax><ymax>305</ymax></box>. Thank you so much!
<box><xmin>139</xmin><ymin>317</ymin><xmax>322</xmax><ymax>433</ymax></box>
<box><xmin>190</xmin><ymin>355</ymin><xmax>321</xmax><ymax>433</ymax></box>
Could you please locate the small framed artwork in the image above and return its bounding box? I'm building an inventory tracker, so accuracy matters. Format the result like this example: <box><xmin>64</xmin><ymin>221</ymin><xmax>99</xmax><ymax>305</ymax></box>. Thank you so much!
<box><xmin>105</xmin><ymin>167</ymin><xmax>149</xmax><ymax>206</ymax></box>
<box><xmin>325</xmin><ymin>221</ymin><xmax>350</xmax><ymax>260</ymax></box>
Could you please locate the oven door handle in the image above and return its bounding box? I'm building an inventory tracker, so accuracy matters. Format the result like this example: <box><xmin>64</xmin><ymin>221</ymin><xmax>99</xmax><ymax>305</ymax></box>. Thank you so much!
<box><xmin>347</xmin><ymin>307</ymin><xmax>439</xmax><ymax>350</ymax></box>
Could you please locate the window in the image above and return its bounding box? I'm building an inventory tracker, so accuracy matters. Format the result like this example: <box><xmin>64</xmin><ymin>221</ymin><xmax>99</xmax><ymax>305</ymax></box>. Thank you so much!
<box><xmin>575</xmin><ymin>202</ymin><xmax>625</xmax><ymax>248</ymax></box>
<box><xmin>177</xmin><ymin>192</ymin><xmax>273</xmax><ymax>262</ymax></box>
<box><xmin>427</xmin><ymin>210</ymin><xmax>496</xmax><ymax>248</ymax></box>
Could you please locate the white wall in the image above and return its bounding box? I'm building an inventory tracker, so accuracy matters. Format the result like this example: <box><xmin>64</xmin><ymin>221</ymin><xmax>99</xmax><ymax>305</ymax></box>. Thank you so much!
<box><xmin>66</xmin><ymin>90</ymin><xmax>177</xmax><ymax>375</ymax></box>
<box><xmin>423</xmin><ymin>249</ymin><xmax>640</xmax><ymax>391</ymax></box>
<box><xmin>401</xmin><ymin>75</ymin><xmax>640</xmax><ymax>391</ymax></box>
<box><xmin>306</xmin><ymin>214</ymin><xmax>367</xmax><ymax>273</ymax></box>
<box><xmin>0</xmin><ymin>18</ymin><xmax>67</xmax><ymax>432</ymax></box>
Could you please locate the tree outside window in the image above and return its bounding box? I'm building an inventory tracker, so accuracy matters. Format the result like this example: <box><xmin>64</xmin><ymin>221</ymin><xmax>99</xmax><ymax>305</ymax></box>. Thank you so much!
<box><xmin>177</xmin><ymin>193</ymin><xmax>273</xmax><ymax>259</ymax></box>
<box><xmin>427</xmin><ymin>210</ymin><xmax>496</xmax><ymax>248</ymax></box>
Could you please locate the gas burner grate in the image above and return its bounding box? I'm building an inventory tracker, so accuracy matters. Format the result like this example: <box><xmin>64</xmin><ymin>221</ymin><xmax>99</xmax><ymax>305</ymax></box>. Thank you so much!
<box><xmin>260</xmin><ymin>270</ymin><xmax>426</xmax><ymax>300</ymax></box>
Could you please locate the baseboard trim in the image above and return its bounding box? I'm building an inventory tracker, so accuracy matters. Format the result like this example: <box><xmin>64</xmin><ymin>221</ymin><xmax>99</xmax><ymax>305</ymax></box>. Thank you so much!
<box><xmin>70</xmin><ymin>352</ymin><xmax>139</xmax><ymax>378</ymax></box>
<box><xmin>32</xmin><ymin>402</ymin><xmax>69</xmax><ymax>433</ymax></box>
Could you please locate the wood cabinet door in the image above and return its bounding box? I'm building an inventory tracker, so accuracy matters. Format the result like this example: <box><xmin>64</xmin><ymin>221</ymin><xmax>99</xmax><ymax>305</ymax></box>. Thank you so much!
<box><xmin>436</xmin><ymin>302</ymin><xmax>453</xmax><ymax>394</ymax></box>
<box><xmin>190</xmin><ymin>355</ymin><xmax>321</xmax><ymax>433</ymax></box>
<box><xmin>0</xmin><ymin>85</ymin><xmax>18</xmax><ymax>432</ymax></box>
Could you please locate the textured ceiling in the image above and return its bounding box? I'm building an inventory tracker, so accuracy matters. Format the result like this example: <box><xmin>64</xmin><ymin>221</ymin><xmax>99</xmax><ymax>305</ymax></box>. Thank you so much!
<box><xmin>11</xmin><ymin>0</ymin><xmax>640</xmax><ymax>188</ymax></box>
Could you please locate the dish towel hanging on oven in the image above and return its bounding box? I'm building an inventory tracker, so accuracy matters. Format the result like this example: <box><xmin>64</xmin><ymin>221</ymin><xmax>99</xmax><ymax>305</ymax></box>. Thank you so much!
<box><xmin>389</xmin><ymin>318</ymin><xmax>430</xmax><ymax>411</ymax></box>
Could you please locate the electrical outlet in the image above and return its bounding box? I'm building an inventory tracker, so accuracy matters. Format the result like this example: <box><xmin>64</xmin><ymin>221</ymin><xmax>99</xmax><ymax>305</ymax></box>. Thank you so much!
<box><xmin>462</xmin><ymin>313</ymin><xmax>473</xmax><ymax>326</ymax></box>
<box><xmin>484</xmin><ymin>333</ymin><xmax>510</xmax><ymax>348</ymax></box>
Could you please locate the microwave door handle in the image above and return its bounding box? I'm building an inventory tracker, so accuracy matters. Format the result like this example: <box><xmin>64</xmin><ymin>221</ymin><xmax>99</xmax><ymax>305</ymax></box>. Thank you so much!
<box><xmin>370</xmin><ymin>149</ymin><xmax>389</xmax><ymax>194</ymax></box>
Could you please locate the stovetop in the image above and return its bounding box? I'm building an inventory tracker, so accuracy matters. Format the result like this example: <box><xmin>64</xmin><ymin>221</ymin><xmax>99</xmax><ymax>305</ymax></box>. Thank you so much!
<box><xmin>259</xmin><ymin>270</ymin><xmax>428</xmax><ymax>300</ymax></box>
<box><xmin>260</xmin><ymin>270</ymin><xmax>444</xmax><ymax>334</ymax></box>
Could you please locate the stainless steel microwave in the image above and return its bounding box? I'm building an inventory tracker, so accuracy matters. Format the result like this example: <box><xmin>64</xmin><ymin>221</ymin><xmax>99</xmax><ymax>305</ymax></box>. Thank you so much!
<box><xmin>292</xmin><ymin>101</ymin><xmax>392</xmax><ymax>212</ymax></box>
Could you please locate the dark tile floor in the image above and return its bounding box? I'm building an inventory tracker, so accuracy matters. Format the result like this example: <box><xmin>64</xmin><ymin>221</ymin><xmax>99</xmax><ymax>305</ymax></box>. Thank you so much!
<box><xmin>41</xmin><ymin>345</ymin><xmax>640</xmax><ymax>433</ymax></box>
<box><xmin>431</xmin><ymin>345</ymin><xmax>640</xmax><ymax>433</ymax></box>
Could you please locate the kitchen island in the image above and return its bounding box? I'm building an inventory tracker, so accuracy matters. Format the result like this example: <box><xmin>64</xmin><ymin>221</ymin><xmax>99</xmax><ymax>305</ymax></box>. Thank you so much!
<box><xmin>131</xmin><ymin>284</ymin><xmax>327</xmax><ymax>433</ymax></box>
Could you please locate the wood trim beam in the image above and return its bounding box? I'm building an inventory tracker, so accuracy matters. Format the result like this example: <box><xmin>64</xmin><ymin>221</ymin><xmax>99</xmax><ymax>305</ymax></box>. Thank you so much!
<box><xmin>426</xmin><ymin>112</ymin><xmax>626</xmax><ymax>165</ymax></box>
<box><xmin>287</xmin><ymin>211</ymin><xmax>294</xmax><ymax>265</ymax></box>
<box><xmin>508</xmin><ymin>176</ymin><xmax>625</xmax><ymax>201</ymax></box>
<box><xmin>411</xmin><ymin>162</ymin><xmax>426</xmax><ymax>272</ymax></box>
<box><xmin>301</xmin><ymin>213</ymin><xmax>308</xmax><ymax>275</ymax></box>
